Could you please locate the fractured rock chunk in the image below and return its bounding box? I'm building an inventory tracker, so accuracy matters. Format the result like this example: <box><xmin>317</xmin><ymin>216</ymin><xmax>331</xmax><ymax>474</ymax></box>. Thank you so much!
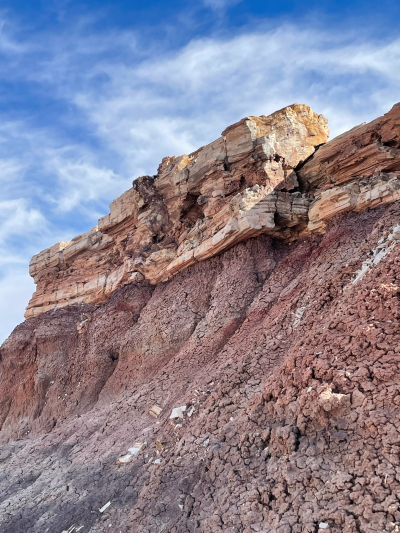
<box><xmin>149</xmin><ymin>405</ymin><xmax>163</xmax><ymax>418</ymax></box>
<box><xmin>170</xmin><ymin>406</ymin><xmax>187</xmax><ymax>424</ymax></box>
<box><xmin>116</xmin><ymin>442</ymin><xmax>146</xmax><ymax>465</ymax></box>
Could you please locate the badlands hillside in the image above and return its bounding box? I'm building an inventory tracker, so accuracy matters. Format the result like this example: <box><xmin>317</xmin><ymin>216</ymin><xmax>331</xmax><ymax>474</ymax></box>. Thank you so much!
<box><xmin>2</xmin><ymin>103</ymin><xmax>400</xmax><ymax>532</ymax></box>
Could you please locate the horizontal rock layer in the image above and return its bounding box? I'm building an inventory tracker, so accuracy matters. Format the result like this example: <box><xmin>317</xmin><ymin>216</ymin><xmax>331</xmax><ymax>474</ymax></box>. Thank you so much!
<box><xmin>25</xmin><ymin>103</ymin><xmax>400</xmax><ymax>318</ymax></box>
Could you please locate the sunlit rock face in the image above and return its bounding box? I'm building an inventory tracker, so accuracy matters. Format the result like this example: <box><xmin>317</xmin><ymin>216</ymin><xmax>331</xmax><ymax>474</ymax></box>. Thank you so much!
<box><xmin>25</xmin><ymin>103</ymin><xmax>329</xmax><ymax>318</ymax></box>
<box><xmin>298</xmin><ymin>102</ymin><xmax>400</xmax><ymax>232</ymax></box>
<box><xmin>25</xmin><ymin>103</ymin><xmax>400</xmax><ymax>320</ymax></box>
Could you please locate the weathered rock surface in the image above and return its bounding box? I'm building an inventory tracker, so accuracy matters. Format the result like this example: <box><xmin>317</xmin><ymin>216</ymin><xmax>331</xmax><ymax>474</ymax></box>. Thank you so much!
<box><xmin>299</xmin><ymin>103</ymin><xmax>400</xmax><ymax>232</ymax></box>
<box><xmin>2</xmin><ymin>103</ymin><xmax>400</xmax><ymax>533</ymax></box>
<box><xmin>26</xmin><ymin>104</ymin><xmax>329</xmax><ymax>318</ymax></box>
<box><xmin>25</xmin><ymin>103</ymin><xmax>400</xmax><ymax>320</ymax></box>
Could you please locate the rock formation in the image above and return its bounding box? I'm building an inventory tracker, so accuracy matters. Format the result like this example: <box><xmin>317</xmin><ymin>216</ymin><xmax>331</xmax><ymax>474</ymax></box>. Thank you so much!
<box><xmin>25</xmin><ymin>104</ymin><xmax>400</xmax><ymax>321</ymax></box>
<box><xmin>2</xmin><ymin>102</ymin><xmax>400</xmax><ymax>533</ymax></box>
<box><xmin>26</xmin><ymin>104</ymin><xmax>329</xmax><ymax>318</ymax></box>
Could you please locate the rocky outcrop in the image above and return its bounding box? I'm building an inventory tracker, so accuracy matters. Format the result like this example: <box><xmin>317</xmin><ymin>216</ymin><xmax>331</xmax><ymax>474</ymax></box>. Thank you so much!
<box><xmin>3</xmin><ymin>201</ymin><xmax>400</xmax><ymax>533</ymax></box>
<box><xmin>3</xmin><ymin>103</ymin><xmax>400</xmax><ymax>533</ymax></box>
<box><xmin>26</xmin><ymin>104</ymin><xmax>328</xmax><ymax>318</ymax></box>
<box><xmin>25</xmin><ymin>103</ymin><xmax>400</xmax><ymax>319</ymax></box>
<box><xmin>299</xmin><ymin>103</ymin><xmax>400</xmax><ymax>232</ymax></box>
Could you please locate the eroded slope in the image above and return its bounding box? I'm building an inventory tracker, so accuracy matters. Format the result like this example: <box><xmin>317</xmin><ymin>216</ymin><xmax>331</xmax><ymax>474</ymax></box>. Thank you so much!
<box><xmin>2</xmin><ymin>203</ymin><xmax>400</xmax><ymax>532</ymax></box>
<box><xmin>2</xmin><ymin>103</ymin><xmax>400</xmax><ymax>533</ymax></box>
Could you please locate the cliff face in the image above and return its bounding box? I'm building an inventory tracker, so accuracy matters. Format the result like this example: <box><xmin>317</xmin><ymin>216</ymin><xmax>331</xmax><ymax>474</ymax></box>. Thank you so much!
<box><xmin>2</xmin><ymin>103</ymin><xmax>400</xmax><ymax>533</ymax></box>
<box><xmin>25</xmin><ymin>104</ymin><xmax>329</xmax><ymax>318</ymax></box>
<box><xmin>25</xmin><ymin>103</ymin><xmax>400</xmax><ymax>321</ymax></box>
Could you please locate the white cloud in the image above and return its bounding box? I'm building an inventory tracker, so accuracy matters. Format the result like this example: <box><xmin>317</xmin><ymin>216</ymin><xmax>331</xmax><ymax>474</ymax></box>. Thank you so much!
<box><xmin>0</xmin><ymin>268</ymin><xmax>35</xmax><ymax>344</ymax></box>
<box><xmin>1</xmin><ymin>15</ymin><xmax>400</xmax><ymax>344</ymax></box>
<box><xmin>0</xmin><ymin>199</ymin><xmax>46</xmax><ymax>244</ymax></box>
<box><xmin>45</xmin><ymin>155</ymin><xmax>131</xmax><ymax>213</ymax></box>
<box><xmin>71</xmin><ymin>26</ymin><xmax>400</xmax><ymax>180</ymax></box>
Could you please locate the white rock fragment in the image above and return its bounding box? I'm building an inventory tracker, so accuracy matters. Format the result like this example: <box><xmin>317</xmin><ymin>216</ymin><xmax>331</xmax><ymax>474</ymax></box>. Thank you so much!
<box><xmin>116</xmin><ymin>442</ymin><xmax>146</xmax><ymax>465</ymax></box>
<box><xmin>353</xmin><ymin>225</ymin><xmax>400</xmax><ymax>284</ymax></box>
<box><xmin>170</xmin><ymin>405</ymin><xmax>186</xmax><ymax>420</ymax></box>
<box><xmin>307</xmin><ymin>387</ymin><xmax>312</xmax><ymax>392</ymax></box>
<box><xmin>202</xmin><ymin>438</ymin><xmax>209</xmax><ymax>447</ymax></box>
<box><xmin>319</xmin><ymin>523</ymin><xmax>329</xmax><ymax>529</ymax></box>
<box><xmin>187</xmin><ymin>405</ymin><xmax>195</xmax><ymax>417</ymax></box>
<box><xmin>128</xmin><ymin>442</ymin><xmax>146</xmax><ymax>456</ymax></box>
<box><xmin>392</xmin><ymin>225</ymin><xmax>400</xmax><ymax>240</ymax></box>
<box><xmin>353</xmin><ymin>263</ymin><xmax>370</xmax><ymax>284</ymax></box>
<box><xmin>293</xmin><ymin>305</ymin><xmax>310</xmax><ymax>328</ymax></box>
<box><xmin>99</xmin><ymin>501</ymin><xmax>111</xmax><ymax>513</ymax></box>
<box><xmin>154</xmin><ymin>458</ymin><xmax>161</xmax><ymax>464</ymax></box>
<box><xmin>116</xmin><ymin>453</ymin><xmax>133</xmax><ymax>464</ymax></box>
<box><xmin>373</xmin><ymin>249</ymin><xmax>387</xmax><ymax>265</ymax></box>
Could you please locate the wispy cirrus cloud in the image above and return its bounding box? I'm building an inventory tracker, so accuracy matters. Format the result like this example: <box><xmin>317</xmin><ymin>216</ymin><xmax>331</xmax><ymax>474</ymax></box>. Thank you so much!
<box><xmin>0</xmin><ymin>199</ymin><xmax>46</xmax><ymax>244</ymax></box>
<box><xmin>44</xmin><ymin>155</ymin><xmax>130</xmax><ymax>214</ymax></box>
<box><xmin>201</xmin><ymin>0</ymin><xmax>243</xmax><ymax>11</ymax></box>
<box><xmin>1</xmin><ymin>9</ymin><xmax>400</xmax><ymax>343</ymax></box>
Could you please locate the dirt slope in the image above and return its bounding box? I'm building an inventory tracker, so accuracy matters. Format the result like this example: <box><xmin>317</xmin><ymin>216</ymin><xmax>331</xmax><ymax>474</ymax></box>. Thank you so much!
<box><xmin>2</xmin><ymin>203</ymin><xmax>400</xmax><ymax>532</ymax></box>
<box><xmin>2</xmin><ymin>104</ymin><xmax>400</xmax><ymax>533</ymax></box>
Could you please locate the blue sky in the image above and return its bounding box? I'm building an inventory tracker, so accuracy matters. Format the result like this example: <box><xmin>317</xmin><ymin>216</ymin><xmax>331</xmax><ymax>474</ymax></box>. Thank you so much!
<box><xmin>1</xmin><ymin>0</ymin><xmax>400</xmax><ymax>343</ymax></box>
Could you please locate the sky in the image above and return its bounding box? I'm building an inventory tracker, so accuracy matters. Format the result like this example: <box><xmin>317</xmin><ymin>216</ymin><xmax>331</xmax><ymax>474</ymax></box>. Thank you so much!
<box><xmin>1</xmin><ymin>0</ymin><xmax>400</xmax><ymax>344</ymax></box>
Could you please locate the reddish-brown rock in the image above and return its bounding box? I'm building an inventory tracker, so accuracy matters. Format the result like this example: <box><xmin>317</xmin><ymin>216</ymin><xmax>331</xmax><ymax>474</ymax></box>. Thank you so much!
<box><xmin>299</xmin><ymin>103</ymin><xmax>400</xmax><ymax>232</ymax></box>
<box><xmin>2</xmin><ymin>103</ymin><xmax>400</xmax><ymax>533</ymax></box>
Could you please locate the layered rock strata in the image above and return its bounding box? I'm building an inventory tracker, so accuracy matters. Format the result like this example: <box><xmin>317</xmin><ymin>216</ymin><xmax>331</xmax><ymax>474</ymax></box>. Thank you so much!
<box><xmin>26</xmin><ymin>104</ymin><xmax>329</xmax><ymax>318</ymax></box>
<box><xmin>299</xmin><ymin>102</ymin><xmax>400</xmax><ymax>232</ymax></box>
<box><xmin>3</xmin><ymin>202</ymin><xmax>400</xmax><ymax>533</ymax></box>
<box><xmin>25</xmin><ymin>103</ymin><xmax>400</xmax><ymax>319</ymax></box>
<box><xmin>2</xmin><ymin>103</ymin><xmax>400</xmax><ymax>533</ymax></box>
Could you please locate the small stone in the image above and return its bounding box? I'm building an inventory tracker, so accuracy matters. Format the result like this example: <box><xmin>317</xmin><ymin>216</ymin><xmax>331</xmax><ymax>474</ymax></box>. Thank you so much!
<box><xmin>149</xmin><ymin>405</ymin><xmax>163</xmax><ymax>418</ymax></box>
<box><xmin>116</xmin><ymin>442</ymin><xmax>146</xmax><ymax>465</ymax></box>
<box><xmin>392</xmin><ymin>226</ymin><xmax>400</xmax><ymax>240</ymax></box>
<box><xmin>128</xmin><ymin>442</ymin><xmax>146</xmax><ymax>455</ymax></box>
<box><xmin>170</xmin><ymin>406</ymin><xmax>186</xmax><ymax>420</ymax></box>
<box><xmin>99</xmin><ymin>501</ymin><xmax>111</xmax><ymax>513</ymax></box>
<box><xmin>319</xmin><ymin>523</ymin><xmax>329</xmax><ymax>529</ymax></box>
<box><xmin>130</xmin><ymin>271</ymin><xmax>145</xmax><ymax>282</ymax></box>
